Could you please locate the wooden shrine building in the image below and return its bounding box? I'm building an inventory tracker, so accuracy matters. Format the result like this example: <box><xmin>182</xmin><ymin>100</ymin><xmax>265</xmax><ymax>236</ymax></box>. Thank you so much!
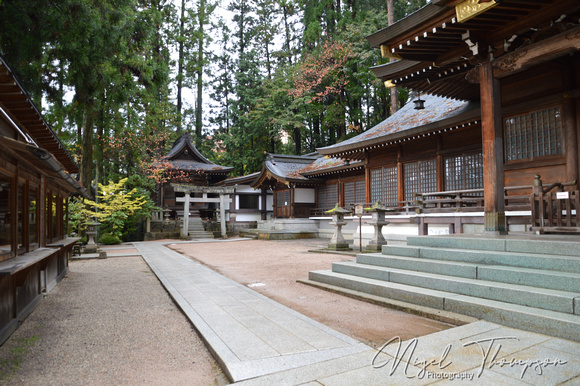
<box><xmin>0</xmin><ymin>56</ymin><xmax>87</xmax><ymax>344</ymax></box>
<box><xmin>251</xmin><ymin>154</ymin><xmax>323</xmax><ymax>219</ymax></box>
<box><xmin>253</xmin><ymin>0</ymin><xmax>580</xmax><ymax>235</ymax></box>
<box><xmin>362</xmin><ymin>0</ymin><xmax>580</xmax><ymax>233</ymax></box>
<box><xmin>155</xmin><ymin>132</ymin><xmax>233</xmax><ymax>220</ymax></box>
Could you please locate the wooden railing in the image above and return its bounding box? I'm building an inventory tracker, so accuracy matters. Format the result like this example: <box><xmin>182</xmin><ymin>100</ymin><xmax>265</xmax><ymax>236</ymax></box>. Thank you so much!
<box><xmin>414</xmin><ymin>189</ymin><xmax>484</xmax><ymax>212</ymax></box>
<box><xmin>310</xmin><ymin>186</ymin><xmax>536</xmax><ymax>218</ymax></box>
<box><xmin>530</xmin><ymin>176</ymin><xmax>579</xmax><ymax>233</ymax></box>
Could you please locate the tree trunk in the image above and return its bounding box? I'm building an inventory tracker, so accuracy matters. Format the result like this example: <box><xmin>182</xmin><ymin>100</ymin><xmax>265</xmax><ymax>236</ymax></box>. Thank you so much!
<box><xmin>282</xmin><ymin>3</ymin><xmax>291</xmax><ymax>64</ymax></box>
<box><xmin>387</xmin><ymin>0</ymin><xmax>397</xmax><ymax>115</ymax></box>
<box><xmin>80</xmin><ymin>104</ymin><xmax>95</xmax><ymax>191</ymax></box>
<box><xmin>195</xmin><ymin>0</ymin><xmax>205</xmax><ymax>140</ymax></box>
<box><xmin>177</xmin><ymin>0</ymin><xmax>186</xmax><ymax>135</ymax></box>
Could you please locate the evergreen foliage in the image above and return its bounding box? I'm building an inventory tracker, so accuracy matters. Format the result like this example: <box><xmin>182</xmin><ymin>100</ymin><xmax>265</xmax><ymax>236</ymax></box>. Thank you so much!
<box><xmin>0</xmin><ymin>0</ymin><xmax>427</xmax><ymax>186</ymax></box>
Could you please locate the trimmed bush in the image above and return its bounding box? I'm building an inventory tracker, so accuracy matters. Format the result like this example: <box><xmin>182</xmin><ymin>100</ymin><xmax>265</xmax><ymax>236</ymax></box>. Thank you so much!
<box><xmin>99</xmin><ymin>233</ymin><xmax>122</xmax><ymax>245</ymax></box>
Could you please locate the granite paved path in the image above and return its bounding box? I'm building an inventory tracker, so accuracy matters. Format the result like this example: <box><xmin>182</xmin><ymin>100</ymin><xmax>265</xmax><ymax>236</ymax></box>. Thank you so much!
<box><xmin>135</xmin><ymin>241</ymin><xmax>580</xmax><ymax>385</ymax></box>
<box><xmin>134</xmin><ymin>241</ymin><xmax>369</xmax><ymax>382</ymax></box>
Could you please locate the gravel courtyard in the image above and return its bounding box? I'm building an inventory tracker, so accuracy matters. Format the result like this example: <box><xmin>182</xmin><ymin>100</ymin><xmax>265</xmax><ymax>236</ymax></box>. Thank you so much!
<box><xmin>0</xmin><ymin>255</ymin><xmax>225</xmax><ymax>385</ymax></box>
<box><xmin>0</xmin><ymin>238</ymin><xmax>454</xmax><ymax>384</ymax></box>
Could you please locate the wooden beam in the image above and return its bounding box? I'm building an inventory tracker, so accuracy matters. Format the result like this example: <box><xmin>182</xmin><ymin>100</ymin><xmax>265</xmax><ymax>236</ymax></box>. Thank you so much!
<box><xmin>492</xmin><ymin>26</ymin><xmax>580</xmax><ymax>78</ymax></box>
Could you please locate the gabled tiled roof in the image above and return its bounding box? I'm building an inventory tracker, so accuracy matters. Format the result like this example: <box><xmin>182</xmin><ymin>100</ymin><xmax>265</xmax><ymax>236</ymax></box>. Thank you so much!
<box><xmin>297</xmin><ymin>156</ymin><xmax>363</xmax><ymax>177</ymax></box>
<box><xmin>250</xmin><ymin>154</ymin><xmax>320</xmax><ymax>187</ymax></box>
<box><xmin>160</xmin><ymin>132</ymin><xmax>233</xmax><ymax>174</ymax></box>
<box><xmin>318</xmin><ymin>94</ymin><xmax>479</xmax><ymax>159</ymax></box>
<box><xmin>264</xmin><ymin>154</ymin><xmax>318</xmax><ymax>181</ymax></box>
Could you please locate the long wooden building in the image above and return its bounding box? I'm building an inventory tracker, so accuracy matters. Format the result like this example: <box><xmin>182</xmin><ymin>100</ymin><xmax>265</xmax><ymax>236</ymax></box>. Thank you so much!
<box><xmin>0</xmin><ymin>56</ymin><xmax>87</xmax><ymax>344</ymax></box>
<box><xmin>253</xmin><ymin>0</ymin><xmax>580</xmax><ymax>236</ymax></box>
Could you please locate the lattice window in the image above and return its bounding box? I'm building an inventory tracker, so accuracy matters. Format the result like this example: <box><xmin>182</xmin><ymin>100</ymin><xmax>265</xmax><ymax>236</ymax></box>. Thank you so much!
<box><xmin>505</xmin><ymin>107</ymin><xmax>562</xmax><ymax>161</ymax></box>
<box><xmin>344</xmin><ymin>180</ymin><xmax>365</xmax><ymax>206</ymax></box>
<box><xmin>355</xmin><ymin>180</ymin><xmax>366</xmax><ymax>203</ymax></box>
<box><xmin>370</xmin><ymin>166</ymin><xmax>398</xmax><ymax>205</ymax></box>
<box><xmin>383</xmin><ymin>166</ymin><xmax>398</xmax><ymax>205</ymax></box>
<box><xmin>344</xmin><ymin>182</ymin><xmax>355</xmax><ymax>205</ymax></box>
<box><xmin>276</xmin><ymin>190</ymin><xmax>289</xmax><ymax>207</ymax></box>
<box><xmin>445</xmin><ymin>153</ymin><xmax>484</xmax><ymax>193</ymax></box>
<box><xmin>317</xmin><ymin>185</ymin><xmax>327</xmax><ymax>209</ymax></box>
<box><xmin>404</xmin><ymin>160</ymin><xmax>436</xmax><ymax>201</ymax></box>
<box><xmin>317</xmin><ymin>184</ymin><xmax>338</xmax><ymax>209</ymax></box>
<box><xmin>327</xmin><ymin>184</ymin><xmax>337</xmax><ymax>208</ymax></box>
<box><xmin>370</xmin><ymin>169</ymin><xmax>382</xmax><ymax>203</ymax></box>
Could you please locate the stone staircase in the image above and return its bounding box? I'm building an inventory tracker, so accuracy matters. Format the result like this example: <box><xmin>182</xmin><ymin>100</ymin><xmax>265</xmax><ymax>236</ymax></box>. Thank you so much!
<box><xmin>307</xmin><ymin>235</ymin><xmax>580</xmax><ymax>342</ymax></box>
<box><xmin>187</xmin><ymin>211</ymin><xmax>214</xmax><ymax>239</ymax></box>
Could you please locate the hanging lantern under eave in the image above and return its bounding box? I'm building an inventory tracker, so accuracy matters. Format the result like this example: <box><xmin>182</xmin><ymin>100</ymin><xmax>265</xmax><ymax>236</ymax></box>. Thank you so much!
<box><xmin>413</xmin><ymin>97</ymin><xmax>425</xmax><ymax>110</ymax></box>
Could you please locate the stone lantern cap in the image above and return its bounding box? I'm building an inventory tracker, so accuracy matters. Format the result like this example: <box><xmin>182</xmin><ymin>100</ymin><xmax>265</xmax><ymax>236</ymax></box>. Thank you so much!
<box><xmin>324</xmin><ymin>203</ymin><xmax>351</xmax><ymax>215</ymax></box>
<box><xmin>365</xmin><ymin>201</ymin><xmax>389</xmax><ymax>212</ymax></box>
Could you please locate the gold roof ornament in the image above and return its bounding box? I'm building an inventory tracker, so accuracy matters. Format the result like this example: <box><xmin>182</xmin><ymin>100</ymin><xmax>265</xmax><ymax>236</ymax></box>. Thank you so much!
<box><xmin>456</xmin><ymin>0</ymin><xmax>499</xmax><ymax>23</ymax></box>
<box><xmin>384</xmin><ymin>80</ymin><xmax>396</xmax><ymax>89</ymax></box>
<box><xmin>380</xmin><ymin>44</ymin><xmax>402</xmax><ymax>60</ymax></box>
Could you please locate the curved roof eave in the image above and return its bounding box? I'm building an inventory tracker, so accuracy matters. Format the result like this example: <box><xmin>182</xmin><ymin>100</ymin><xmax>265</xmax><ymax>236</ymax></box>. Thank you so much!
<box><xmin>366</xmin><ymin>2</ymin><xmax>449</xmax><ymax>49</ymax></box>
<box><xmin>317</xmin><ymin>106</ymin><xmax>480</xmax><ymax>157</ymax></box>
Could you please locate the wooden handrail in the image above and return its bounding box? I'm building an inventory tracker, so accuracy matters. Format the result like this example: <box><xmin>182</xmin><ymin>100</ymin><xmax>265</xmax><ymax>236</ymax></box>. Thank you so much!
<box><xmin>542</xmin><ymin>180</ymin><xmax>577</xmax><ymax>195</ymax></box>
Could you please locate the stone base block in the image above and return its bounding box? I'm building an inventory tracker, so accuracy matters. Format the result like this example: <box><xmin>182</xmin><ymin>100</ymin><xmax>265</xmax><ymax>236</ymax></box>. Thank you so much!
<box><xmin>326</xmin><ymin>243</ymin><xmax>352</xmax><ymax>251</ymax></box>
<box><xmin>365</xmin><ymin>243</ymin><xmax>386</xmax><ymax>252</ymax></box>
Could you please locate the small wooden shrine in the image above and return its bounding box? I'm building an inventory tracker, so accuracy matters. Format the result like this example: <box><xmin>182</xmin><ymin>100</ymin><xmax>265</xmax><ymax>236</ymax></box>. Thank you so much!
<box><xmin>155</xmin><ymin>132</ymin><xmax>233</xmax><ymax>220</ymax></box>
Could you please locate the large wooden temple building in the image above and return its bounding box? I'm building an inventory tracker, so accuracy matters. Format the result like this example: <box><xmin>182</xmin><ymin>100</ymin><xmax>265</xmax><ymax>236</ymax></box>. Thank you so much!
<box><xmin>251</xmin><ymin>0</ymin><xmax>580</xmax><ymax>236</ymax></box>
<box><xmin>0</xmin><ymin>56</ymin><xmax>87</xmax><ymax>344</ymax></box>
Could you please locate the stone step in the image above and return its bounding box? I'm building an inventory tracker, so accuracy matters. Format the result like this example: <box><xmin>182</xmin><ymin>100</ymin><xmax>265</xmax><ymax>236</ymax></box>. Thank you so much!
<box><xmin>381</xmin><ymin>244</ymin><xmax>580</xmax><ymax>273</ymax></box>
<box><xmin>308</xmin><ymin>270</ymin><xmax>580</xmax><ymax>342</ymax></box>
<box><xmin>357</xmin><ymin>253</ymin><xmax>580</xmax><ymax>292</ymax></box>
<box><xmin>330</xmin><ymin>262</ymin><xmax>579</xmax><ymax>314</ymax></box>
<box><xmin>188</xmin><ymin>231</ymin><xmax>214</xmax><ymax>239</ymax></box>
<box><xmin>405</xmin><ymin>235</ymin><xmax>580</xmax><ymax>257</ymax></box>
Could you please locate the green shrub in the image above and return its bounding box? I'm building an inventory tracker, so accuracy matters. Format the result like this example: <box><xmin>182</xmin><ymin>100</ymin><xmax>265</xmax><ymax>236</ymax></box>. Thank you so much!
<box><xmin>99</xmin><ymin>233</ymin><xmax>122</xmax><ymax>245</ymax></box>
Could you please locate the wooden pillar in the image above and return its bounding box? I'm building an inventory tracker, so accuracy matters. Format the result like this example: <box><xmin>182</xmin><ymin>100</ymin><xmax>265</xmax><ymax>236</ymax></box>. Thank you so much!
<box><xmin>365</xmin><ymin>153</ymin><xmax>371</xmax><ymax>203</ymax></box>
<box><xmin>10</xmin><ymin>174</ymin><xmax>17</xmax><ymax>256</ymax></box>
<box><xmin>289</xmin><ymin>185</ymin><xmax>295</xmax><ymax>218</ymax></box>
<box><xmin>338</xmin><ymin>178</ymin><xmax>343</xmax><ymax>207</ymax></box>
<box><xmin>261</xmin><ymin>188</ymin><xmax>267</xmax><ymax>220</ymax></box>
<box><xmin>272</xmin><ymin>187</ymin><xmax>277</xmax><ymax>219</ymax></box>
<box><xmin>23</xmin><ymin>181</ymin><xmax>29</xmax><ymax>252</ymax></box>
<box><xmin>577</xmin><ymin>98</ymin><xmax>580</xmax><ymax>188</ymax></box>
<box><xmin>397</xmin><ymin>145</ymin><xmax>404</xmax><ymax>203</ymax></box>
<box><xmin>65</xmin><ymin>196</ymin><xmax>70</xmax><ymax>236</ymax></box>
<box><xmin>480</xmin><ymin>62</ymin><xmax>506</xmax><ymax>233</ymax></box>
<box><xmin>563</xmin><ymin>98</ymin><xmax>578</xmax><ymax>189</ymax></box>
<box><xmin>436</xmin><ymin>136</ymin><xmax>444</xmax><ymax>192</ymax></box>
<box><xmin>40</xmin><ymin>175</ymin><xmax>46</xmax><ymax>247</ymax></box>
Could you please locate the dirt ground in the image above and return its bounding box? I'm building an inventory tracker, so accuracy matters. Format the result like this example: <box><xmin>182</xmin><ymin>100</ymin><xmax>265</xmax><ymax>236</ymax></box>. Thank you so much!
<box><xmin>169</xmin><ymin>238</ymin><xmax>455</xmax><ymax>348</ymax></box>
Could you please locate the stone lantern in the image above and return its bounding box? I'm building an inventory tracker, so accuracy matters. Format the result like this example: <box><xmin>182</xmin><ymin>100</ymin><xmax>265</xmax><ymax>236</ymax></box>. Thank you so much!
<box><xmin>84</xmin><ymin>219</ymin><xmax>101</xmax><ymax>253</ymax></box>
<box><xmin>163</xmin><ymin>208</ymin><xmax>171</xmax><ymax>223</ymax></box>
<box><xmin>365</xmin><ymin>201</ymin><xmax>390</xmax><ymax>252</ymax></box>
<box><xmin>325</xmin><ymin>203</ymin><xmax>352</xmax><ymax>251</ymax></box>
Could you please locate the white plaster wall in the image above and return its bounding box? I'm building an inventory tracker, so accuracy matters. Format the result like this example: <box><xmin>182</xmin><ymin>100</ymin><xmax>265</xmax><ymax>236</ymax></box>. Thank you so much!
<box><xmin>235</xmin><ymin>213</ymin><xmax>262</xmax><ymax>222</ymax></box>
<box><xmin>266</xmin><ymin>195</ymin><xmax>274</xmax><ymax>210</ymax></box>
<box><xmin>294</xmin><ymin>188</ymin><xmax>315</xmax><ymax>203</ymax></box>
<box><xmin>235</xmin><ymin>185</ymin><xmax>256</xmax><ymax>193</ymax></box>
